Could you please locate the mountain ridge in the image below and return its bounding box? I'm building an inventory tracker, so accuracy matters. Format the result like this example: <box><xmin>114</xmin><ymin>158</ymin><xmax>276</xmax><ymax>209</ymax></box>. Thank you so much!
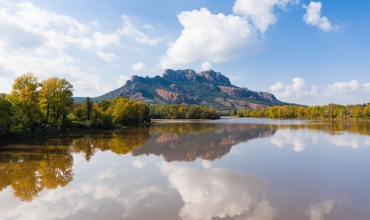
<box><xmin>91</xmin><ymin>69</ymin><xmax>290</xmax><ymax>110</ymax></box>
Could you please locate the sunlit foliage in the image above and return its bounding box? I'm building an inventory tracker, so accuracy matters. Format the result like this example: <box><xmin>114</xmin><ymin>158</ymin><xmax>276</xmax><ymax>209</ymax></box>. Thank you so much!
<box><xmin>233</xmin><ymin>103</ymin><xmax>370</xmax><ymax>120</ymax></box>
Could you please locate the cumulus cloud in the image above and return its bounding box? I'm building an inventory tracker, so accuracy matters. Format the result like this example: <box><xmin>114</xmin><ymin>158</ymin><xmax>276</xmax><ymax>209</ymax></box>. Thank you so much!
<box><xmin>131</xmin><ymin>62</ymin><xmax>146</xmax><ymax>71</ymax></box>
<box><xmin>118</xmin><ymin>15</ymin><xmax>162</xmax><ymax>46</ymax></box>
<box><xmin>233</xmin><ymin>0</ymin><xmax>298</xmax><ymax>33</ymax></box>
<box><xmin>201</xmin><ymin>61</ymin><xmax>212</xmax><ymax>71</ymax></box>
<box><xmin>158</xmin><ymin>8</ymin><xmax>262</xmax><ymax>69</ymax></box>
<box><xmin>95</xmin><ymin>50</ymin><xmax>119</xmax><ymax>62</ymax></box>
<box><xmin>270</xmin><ymin>77</ymin><xmax>317</xmax><ymax>100</ymax></box>
<box><xmin>303</xmin><ymin>2</ymin><xmax>338</xmax><ymax>31</ymax></box>
<box><xmin>270</xmin><ymin>78</ymin><xmax>370</xmax><ymax>105</ymax></box>
<box><xmin>0</xmin><ymin>0</ymin><xmax>119</xmax><ymax>95</ymax></box>
<box><xmin>326</xmin><ymin>80</ymin><xmax>361</xmax><ymax>93</ymax></box>
<box><xmin>80</xmin><ymin>32</ymin><xmax>120</xmax><ymax>49</ymax></box>
<box><xmin>0</xmin><ymin>1</ymin><xmax>166</xmax><ymax>95</ymax></box>
<box><xmin>306</xmin><ymin>200</ymin><xmax>336</xmax><ymax>220</ymax></box>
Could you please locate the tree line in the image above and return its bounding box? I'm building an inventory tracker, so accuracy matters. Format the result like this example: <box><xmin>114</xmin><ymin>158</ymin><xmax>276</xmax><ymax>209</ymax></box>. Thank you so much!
<box><xmin>231</xmin><ymin>103</ymin><xmax>370</xmax><ymax>120</ymax></box>
<box><xmin>0</xmin><ymin>73</ymin><xmax>220</xmax><ymax>138</ymax></box>
<box><xmin>148</xmin><ymin>104</ymin><xmax>220</xmax><ymax>120</ymax></box>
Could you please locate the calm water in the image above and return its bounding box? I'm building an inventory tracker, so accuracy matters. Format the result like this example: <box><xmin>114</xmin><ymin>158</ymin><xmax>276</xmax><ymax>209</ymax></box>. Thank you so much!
<box><xmin>1</xmin><ymin>118</ymin><xmax>370</xmax><ymax>220</ymax></box>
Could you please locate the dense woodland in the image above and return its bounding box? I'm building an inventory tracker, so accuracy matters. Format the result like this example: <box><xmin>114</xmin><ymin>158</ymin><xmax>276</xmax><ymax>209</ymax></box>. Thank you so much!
<box><xmin>0</xmin><ymin>73</ymin><xmax>220</xmax><ymax>138</ymax></box>
<box><xmin>232</xmin><ymin>104</ymin><xmax>370</xmax><ymax>120</ymax></box>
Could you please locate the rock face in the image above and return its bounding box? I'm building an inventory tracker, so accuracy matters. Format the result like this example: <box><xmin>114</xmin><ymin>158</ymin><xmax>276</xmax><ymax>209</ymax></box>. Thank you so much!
<box><xmin>162</xmin><ymin>69</ymin><xmax>197</xmax><ymax>82</ymax></box>
<box><xmin>218</xmin><ymin>86</ymin><xmax>278</xmax><ymax>102</ymax></box>
<box><xmin>198</xmin><ymin>70</ymin><xmax>231</xmax><ymax>85</ymax></box>
<box><xmin>156</xmin><ymin>89</ymin><xmax>194</xmax><ymax>103</ymax></box>
<box><xmin>93</xmin><ymin>69</ymin><xmax>287</xmax><ymax>110</ymax></box>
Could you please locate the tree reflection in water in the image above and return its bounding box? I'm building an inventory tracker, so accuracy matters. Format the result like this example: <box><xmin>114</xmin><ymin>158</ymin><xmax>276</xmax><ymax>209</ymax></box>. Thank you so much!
<box><xmin>1</xmin><ymin>120</ymin><xmax>370</xmax><ymax>203</ymax></box>
<box><xmin>0</xmin><ymin>146</ymin><xmax>73</xmax><ymax>202</ymax></box>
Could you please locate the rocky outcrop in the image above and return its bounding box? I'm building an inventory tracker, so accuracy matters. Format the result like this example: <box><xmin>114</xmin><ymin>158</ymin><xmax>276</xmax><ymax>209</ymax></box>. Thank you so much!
<box><xmin>156</xmin><ymin>89</ymin><xmax>193</xmax><ymax>103</ymax></box>
<box><xmin>162</xmin><ymin>69</ymin><xmax>197</xmax><ymax>82</ymax></box>
<box><xmin>198</xmin><ymin>70</ymin><xmax>231</xmax><ymax>85</ymax></box>
<box><xmin>218</xmin><ymin>86</ymin><xmax>278</xmax><ymax>102</ymax></box>
<box><xmin>93</xmin><ymin>69</ymin><xmax>287</xmax><ymax>110</ymax></box>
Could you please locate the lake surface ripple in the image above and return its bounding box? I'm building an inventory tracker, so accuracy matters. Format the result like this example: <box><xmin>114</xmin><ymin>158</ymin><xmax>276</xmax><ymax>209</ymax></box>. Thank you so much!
<box><xmin>1</xmin><ymin>118</ymin><xmax>370</xmax><ymax>220</ymax></box>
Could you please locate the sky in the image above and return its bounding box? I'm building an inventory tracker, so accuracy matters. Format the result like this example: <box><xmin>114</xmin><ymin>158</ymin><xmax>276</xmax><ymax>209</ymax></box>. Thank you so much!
<box><xmin>0</xmin><ymin>0</ymin><xmax>369</xmax><ymax>105</ymax></box>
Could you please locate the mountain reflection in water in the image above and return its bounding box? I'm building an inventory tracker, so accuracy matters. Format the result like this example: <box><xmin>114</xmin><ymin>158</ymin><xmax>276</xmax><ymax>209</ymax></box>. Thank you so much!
<box><xmin>0</xmin><ymin>119</ymin><xmax>369</xmax><ymax>220</ymax></box>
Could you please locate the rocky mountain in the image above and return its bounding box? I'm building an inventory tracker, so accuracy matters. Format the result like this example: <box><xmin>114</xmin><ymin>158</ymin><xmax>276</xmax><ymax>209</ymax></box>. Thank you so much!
<box><xmin>93</xmin><ymin>69</ymin><xmax>289</xmax><ymax>110</ymax></box>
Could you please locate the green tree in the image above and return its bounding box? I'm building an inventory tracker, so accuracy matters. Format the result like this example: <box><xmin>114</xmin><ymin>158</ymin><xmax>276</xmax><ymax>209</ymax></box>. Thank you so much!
<box><xmin>6</xmin><ymin>73</ymin><xmax>41</xmax><ymax>133</ymax></box>
<box><xmin>39</xmin><ymin>78</ymin><xmax>73</xmax><ymax>126</ymax></box>
<box><xmin>0</xmin><ymin>97</ymin><xmax>13</xmax><ymax>136</ymax></box>
<box><xmin>84</xmin><ymin>97</ymin><xmax>93</xmax><ymax>121</ymax></box>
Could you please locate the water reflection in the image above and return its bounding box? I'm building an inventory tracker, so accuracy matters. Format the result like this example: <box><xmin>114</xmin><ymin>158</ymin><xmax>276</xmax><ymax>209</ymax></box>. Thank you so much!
<box><xmin>69</xmin><ymin>127</ymin><xmax>151</xmax><ymax>161</ymax></box>
<box><xmin>271</xmin><ymin>129</ymin><xmax>370</xmax><ymax>152</ymax></box>
<box><xmin>132</xmin><ymin>123</ymin><xmax>276</xmax><ymax>162</ymax></box>
<box><xmin>0</xmin><ymin>146</ymin><xmax>73</xmax><ymax>202</ymax></box>
<box><xmin>0</xmin><ymin>119</ymin><xmax>370</xmax><ymax>219</ymax></box>
<box><xmin>306</xmin><ymin>200</ymin><xmax>338</xmax><ymax>220</ymax></box>
<box><xmin>160</xmin><ymin>162</ymin><xmax>278</xmax><ymax>220</ymax></box>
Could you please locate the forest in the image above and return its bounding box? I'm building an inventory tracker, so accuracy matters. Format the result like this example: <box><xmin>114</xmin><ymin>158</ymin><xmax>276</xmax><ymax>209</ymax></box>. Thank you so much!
<box><xmin>0</xmin><ymin>73</ymin><xmax>220</xmax><ymax>138</ymax></box>
<box><xmin>232</xmin><ymin>104</ymin><xmax>370</xmax><ymax>120</ymax></box>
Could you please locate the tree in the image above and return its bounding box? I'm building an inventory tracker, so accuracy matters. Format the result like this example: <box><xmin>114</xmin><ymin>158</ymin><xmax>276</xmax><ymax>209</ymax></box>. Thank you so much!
<box><xmin>84</xmin><ymin>97</ymin><xmax>93</xmax><ymax>121</ymax></box>
<box><xmin>39</xmin><ymin>77</ymin><xmax>58</xmax><ymax>124</ymax></box>
<box><xmin>0</xmin><ymin>97</ymin><xmax>13</xmax><ymax>136</ymax></box>
<box><xmin>6</xmin><ymin>73</ymin><xmax>41</xmax><ymax>132</ymax></box>
<box><xmin>39</xmin><ymin>78</ymin><xmax>73</xmax><ymax>126</ymax></box>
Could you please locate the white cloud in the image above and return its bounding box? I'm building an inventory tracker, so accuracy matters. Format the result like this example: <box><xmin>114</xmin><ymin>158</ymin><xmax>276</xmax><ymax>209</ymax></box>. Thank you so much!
<box><xmin>201</xmin><ymin>160</ymin><xmax>212</xmax><ymax>169</ymax></box>
<box><xmin>327</xmin><ymin>134</ymin><xmax>370</xmax><ymax>149</ymax></box>
<box><xmin>306</xmin><ymin>200</ymin><xmax>335</xmax><ymax>220</ymax></box>
<box><xmin>81</xmin><ymin>32</ymin><xmax>120</xmax><ymax>49</ymax></box>
<box><xmin>117</xmin><ymin>74</ymin><xmax>130</xmax><ymax>86</ymax></box>
<box><xmin>303</xmin><ymin>2</ymin><xmax>337</xmax><ymax>31</ymax></box>
<box><xmin>233</xmin><ymin>0</ymin><xmax>298</xmax><ymax>33</ymax></box>
<box><xmin>131</xmin><ymin>159</ymin><xmax>146</xmax><ymax>169</ymax></box>
<box><xmin>95</xmin><ymin>50</ymin><xmax>119</xmax><ymax>62</ymax></box>
<box><xmin>270</xmin><ymin>129</ymin><xmax>318</xmax><ymax>152</ymax></box>
<box><xmin>364</xmin><ymin>83</ymin><xmax>370</xmax><ymax>92</ymax></box>
<box><xmin>326</xmin><ymin>80</ymin><xmax>360</xmax><ymax>93</ymax></box>
<box><xmin>0</xmin><ymin>52</ymin><xmax>112</xmax><ymax>96</ymax></box>
<box><xmin>95</xmin><ymin>169</ymin><xmax>117</xmax><ymax>181</ymax></box>
<box><xmin>159</xmin><ymin>162</ymin><xmax>276</xmax><ymax>220</ymax></box>
<box><xmin>131</xmin><ymin>62</ymin><xmax>146</xmax><ymax>71</ymax></box>
<box><xmin>270</xmin><ymin>78</ymin><xmax>370</xmax><ymax>105</ymax></box>
<box><xmin>118</xmin><ymin>186</ymin><xmax>162</xmax><ymax>218</ymax></box>
<box><xmin>158</xmin><ymin>8</ymin><xmax>262</xmax><ymax>69</ymax></box>
<box><xmin>270</xmin><ymin>77</ymin><xmax>317</xmax><ymax>100</ymax></box>
<box><xmin>0</xmin><ymin>76</ymin><xmax>13</xmax><ymax>94</ymax></box>
<box><xmin>0</xmin><ymin>0</ymin><xmax>117</xmax><ymax>95</ymax></box>
<box><xmin>118</xmin><ymin>15</ymin><xmax>162</xmax><ymax>46</ymax></box>
<box><xmin>201</xmin><ymin>61</ymin><xmax>212</xmax><ymax>71</ymax></box>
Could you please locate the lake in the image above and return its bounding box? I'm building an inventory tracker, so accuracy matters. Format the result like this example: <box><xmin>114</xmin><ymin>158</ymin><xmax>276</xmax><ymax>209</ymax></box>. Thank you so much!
<box><xmin>1</xmin><ymin>117</ymin><xmax>370</xmax><ymax>220</ymax></box>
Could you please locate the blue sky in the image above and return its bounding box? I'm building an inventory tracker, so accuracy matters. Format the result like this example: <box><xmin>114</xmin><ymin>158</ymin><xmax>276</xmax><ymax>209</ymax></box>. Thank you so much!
<box><xmin>0</xmin><ymin>0</ymin><xmax>369</xmax><ymax>105</ymax></box>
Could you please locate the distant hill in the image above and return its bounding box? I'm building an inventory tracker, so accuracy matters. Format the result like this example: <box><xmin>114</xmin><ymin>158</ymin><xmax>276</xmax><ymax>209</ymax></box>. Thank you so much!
<box><xmin>92</xmin><ymin>69</ymin><xmax>292</xmax><ymax>110</ymax></box>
